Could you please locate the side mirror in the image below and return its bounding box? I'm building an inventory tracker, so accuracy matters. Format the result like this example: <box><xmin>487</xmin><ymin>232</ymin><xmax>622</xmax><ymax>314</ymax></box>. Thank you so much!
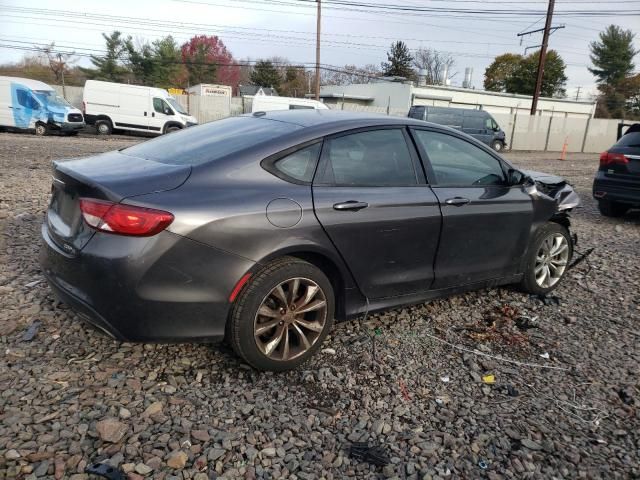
<box><xmin>507</xmin><ymin>168</ymin><xmax>526</xmax><ymax>186</ymax></box>
<box><xmin>165</xmin><ymin>108</ymin><xmax>173</xmax><ymax>116</ymax></box>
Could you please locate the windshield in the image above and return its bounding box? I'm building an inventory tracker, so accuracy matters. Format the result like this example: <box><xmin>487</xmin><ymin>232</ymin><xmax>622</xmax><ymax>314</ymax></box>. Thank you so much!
<box><xmin>33</xmin><ymin>90</ymin><xmax>72</xmax><ymax>109</ymax></box>
<box><xmin>166</xmin><ymin>97</ymin><xmax>188</xmax><ymax>115</ymax></box>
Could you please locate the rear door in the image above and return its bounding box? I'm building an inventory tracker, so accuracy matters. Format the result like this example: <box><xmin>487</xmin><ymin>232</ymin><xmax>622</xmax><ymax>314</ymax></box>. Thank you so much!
<box><xmin>410</xmin><ymin>127</ymin><xmax>533</xmax><ymax>288</ymax></box>
<box><xmin>312</xmin><ymin>127</ymin><xmax>442</xmax><ymax>299</ymax></box>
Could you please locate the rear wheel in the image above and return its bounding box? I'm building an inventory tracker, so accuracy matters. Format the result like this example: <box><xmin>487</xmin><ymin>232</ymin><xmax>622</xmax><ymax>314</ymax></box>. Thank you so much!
<box><xmin>34</xmin><ymin>123</ymin><xmax>48</xmax><ymax>136</ymax></box>
<box><xmin>95</xmin><ymin>120</ymin><xmax>112</xmax><ymax>136</ymax></box>
<box><xmin>598</xmin><ymin>199</ymin><xmax>628</xmax><ymax>217</ymax></box>
<box><xmin>229</xmin><ymin>257</ymin><xmax>335</xmax><ymax>371</ymax></box>
<box><xmin>520</xmin><ymin>222</ymin><xmax>572</xmax><ymax>295</ymax></box>
<box><xmin>491</xmin><ymin>140</ymin><xmax>504</xmax><ymax>152</ymax></box>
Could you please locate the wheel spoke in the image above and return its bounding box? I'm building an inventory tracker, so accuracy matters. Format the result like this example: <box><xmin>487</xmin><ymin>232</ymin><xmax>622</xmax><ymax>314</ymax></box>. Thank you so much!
<box><xmin>257</xmin><ymin>305</ymin><xmax>279</xmax><ymax>318</ymax></box>
<box><xmin>292</xmin><ymin>323</ymin><xmax>311</xmax><ymax>349</ymax></box>
<box><xmin>545</xmin><ymin>266</ymin><xmax>552</xmax><ymax>285</ymax></box>
<box><xmin>288</xmin><ymin>278</ymin><xmax>300</xmax><ymax>305</ymax></box>
<box><xmin>281</xmin><ymin>326</ymin><xmax>290</xmax><ymax>360</ymax></box>
<box><xmin>535</xmin><ymin>262</ymin><xmax>545</xmax><ymax>274</ymax></box>
<box><xmin>263</xmin><ymin>324</ymin><xmax>285</xmax><ymax>356</ymax></box>
<box><xmin>295</xmin><ymin>299</ymin><xmax>326</xmax><ymax>314</ymax></box>
<box><xmin>551</xmin><ymin>243</ymin><xmax>568</xmax><ymax>257</ymax></box>
<box><xmin>297</xmin><ymin>285</ymin><xmax>319</xmax><ymax>309</ymax></box>
<box><xmin>537</xmin><ymin>266</ymin><xmax>548</xmax><ymax>285</ymax></box>
<box><xmin>293</xmin><ymin>317</ymin><xmax>324</xmax><ymax>332</ymax></box>
<box><xmin>255</xmin><ymin>319</ymin><xmax>280</xmax><ymax>335</ymax></box>
<box><xmin>272</xmin><ymin>284</ymin><xmax>288</xmax><ymax>307</ymax></box>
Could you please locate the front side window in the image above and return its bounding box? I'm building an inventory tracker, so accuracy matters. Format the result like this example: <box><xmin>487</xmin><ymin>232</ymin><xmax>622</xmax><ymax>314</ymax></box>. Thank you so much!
<box><xmin>272</xmin><ymin>143</ymin><xmax>321</xmax><ymax>182</ymax></box>
<box><xmin>317</xmin><ymin>129</ymin><xmax>417</xmax><ymax>186</ymax></box>
<box><xmin>16</xmin><ymin>89</ymin><xmax>39</xmax><ymax>109</ymax></box>
<box><xmin>153</xmin><ymin>97</ymin><xmax>173</xmax><ymax>115</ymax></box>
<box><xmin>412</xmin><ymin>130</ymin><xmax>506</xmax><ymax>186</ymax></box>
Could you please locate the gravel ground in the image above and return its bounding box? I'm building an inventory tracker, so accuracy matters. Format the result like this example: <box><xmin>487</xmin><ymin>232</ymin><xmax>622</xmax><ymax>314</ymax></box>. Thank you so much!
<box><xmin>0</xmin><ymin>132</ymin><xmax>638</xmax><ymax>480</ymax></box>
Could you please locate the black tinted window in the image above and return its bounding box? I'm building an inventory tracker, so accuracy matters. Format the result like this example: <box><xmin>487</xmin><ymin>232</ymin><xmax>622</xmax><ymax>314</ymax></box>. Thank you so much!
<box><xmin>616</xmin><ymin>131</ymin><xmax>640</xmax><ymax>147</ymax></box>
<box><xmin>273</xmin><ymin>143</ymin><xmax>321</xmax><ymax>182</ymax></box>
<box><xmin>427</xmin><ymin>112</ymin><xmax>463</xmax><ymax>127</ymax></box>
<box><xmin>122</xmin><ymin>117</ymin><xmax>301</xmax><ymax>166</ymax></box>
<box><xmin>463</xmin><ymin>115</ymin><xmax>484</xmax><ymax>130</ymax></box>
<box><xmin>409</xmin><ymin>106</ymin><xmax>425</xmax><ymax>119</ymax></box>
<box><xmin>318</xmin><ymin>129</ymin><xmax>417</xmax><ymax>186</ymax></box>
<box><xmin>413</xmin><ymin>130</ymin><xmax>506</xmax><ymax>186</ymax></box>
<box><xmin>153</xmin><ymin>98</ymin><xmax>169</xmax><ymax>114</ymax></box>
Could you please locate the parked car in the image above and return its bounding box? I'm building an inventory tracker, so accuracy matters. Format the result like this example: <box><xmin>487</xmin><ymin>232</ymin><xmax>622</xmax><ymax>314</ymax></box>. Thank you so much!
<box><xmin>593</xmin><ymin>124</ymin><xmax>640</xmax><ymax>217</ymax></box>
<box><xmin>83</xmin><ymin>80</ymin><xmax>198</xmax><ymax>136</ymax></box>
<box><xmin>0</xmin><ymin>76</ymin><xmax>84</xmax><ymax>135</ymax></box>
<box><xmin>40</xmin><ymin>111</ymin><xmax>579</xmax><ymax>371</ymax></box>
<box><xmin>251</xmin><ymin>94</ymin><xmax>328</xmax><ymax>112</ymax></box>
<box><xmin>408</xmin><ymin>105</ymin><xmax>507</xmax><ymax>152</ymax></box>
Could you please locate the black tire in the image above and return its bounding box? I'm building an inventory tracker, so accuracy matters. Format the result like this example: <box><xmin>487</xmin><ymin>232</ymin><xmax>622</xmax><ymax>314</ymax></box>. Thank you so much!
<box><xmin>597</xmin><ymin>200</ymin><xmax>628</xmax><ymax>218</ymax></box>
<box><xmin>519</xmin><ymin>222</ymin><xmax>573</xmax><ymax>295</ymax></box>
<box><xmin>34</xmin><ymin>123</ymin><xmax>48</xmax><ymax>136</ymax></box>
<box><xmin>165</xmin><ymin>125</ymin><xmax>181</xmax><ymax>134</ymax></box>
<box><xmin>95</xmin><ymin>119</ymin><xmax>112</xmax><ymax>136</ymax></box>
<box><xmin>491</xmin><ymin>140</ymin><xmax>504</xmax><ymax>152</ymax></box>
<box><xmin>229</xmin><ymin>256</ymin><xmax>335</xmax><ymax>371</ymax></box>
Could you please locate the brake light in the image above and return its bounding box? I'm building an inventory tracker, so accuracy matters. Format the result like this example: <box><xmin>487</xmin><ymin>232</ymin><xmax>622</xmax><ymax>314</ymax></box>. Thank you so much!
<box><xmin>599</xmin><ymin>151</ymin><xmax>628</xmax><ymax>166</ymax></box>
<box><xmin>79</xmin><ymin>198</ymin><xmax>174</xmax><ymax>236</ymax></box>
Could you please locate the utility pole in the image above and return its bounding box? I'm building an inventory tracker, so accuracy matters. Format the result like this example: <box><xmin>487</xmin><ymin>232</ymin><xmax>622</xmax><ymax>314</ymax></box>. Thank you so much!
<box><xmin>530</xmin><ymin>0</ymin><xmax>555</xmax><ymax>115</ymax></box>
<box><xmin>315</xmin><ymin>0</ymin><xmax>321</xmax><ymax>101</ymax></box>
<box><xmin>575</xmin><ymin>86</ymin><xmax>581</xmax><ymax>101</ymax></box>
<box><xmin>57</xmin><ymin>53</ymin><xmax>67</xmax><ymax>100</ymax></box>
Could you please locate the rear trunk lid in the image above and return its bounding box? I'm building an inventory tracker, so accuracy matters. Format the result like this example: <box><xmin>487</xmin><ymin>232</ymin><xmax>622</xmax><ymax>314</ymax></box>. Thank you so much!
<box><xmin>46</xmin><ymin>150</ymin><xmax>191</xmax><ymax>253</ymax></box>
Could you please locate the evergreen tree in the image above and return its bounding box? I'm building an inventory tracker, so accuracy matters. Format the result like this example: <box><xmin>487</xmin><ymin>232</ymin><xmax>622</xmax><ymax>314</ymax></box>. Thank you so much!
<box><xmin>83</xmin><ymin>31</ymin><xmax>129</xmax><ymax>81</ymax></box>
<box><xmin>382</xmin><ymin>41</ymin><xmax>414</xmax><ymax>79</ymax></box>
<box><xmin>250</xmin><ymin>60</ymin><xmax>282</xmax><ymax>91</ymax></box>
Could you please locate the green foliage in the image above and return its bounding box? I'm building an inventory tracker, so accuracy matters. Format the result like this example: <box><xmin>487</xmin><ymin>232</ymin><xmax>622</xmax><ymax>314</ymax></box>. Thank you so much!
<box><xmin>250</xmin><ymin>60</ymin><xmax>282</xmax><ymax>92</ymax></box>
<box><xmin>382</xmin><ymin>41</ymin><xmax>414</xmax><ymax>79</ymax></box>
<box><xmin>483</xmin><ymin>50</ymin><xmax>567</xmax><ymax>97</ymax></box>
<box><xmin>589</xmin><ymin>25</ymin><xmax>638</xmax><ymax>86</ymax></box>
<box><xmin>484</xmin><ymin>53</ymin><xmax>522</xmax><ymax>92</ymax></box>
<box><xmin>82</xmin><ymin>31</ymin><xmax>129</xmax><ymax>82</ymax></box>
<box><xmin>589</xmin><ymin>25</ymin><xmax>639</xmax><ymax>118</ymax></box>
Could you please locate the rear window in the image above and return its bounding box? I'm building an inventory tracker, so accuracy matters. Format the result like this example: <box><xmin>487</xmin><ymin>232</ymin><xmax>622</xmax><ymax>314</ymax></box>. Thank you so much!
<box><xmin>616</xmin><ymin>131</ymin><xmax>640</xmax><ymax>147</ymax></box>
<box><xmin>121</xmin><ymin>116</ymin><xmax>301</xmax><ymax>166</ymax></box>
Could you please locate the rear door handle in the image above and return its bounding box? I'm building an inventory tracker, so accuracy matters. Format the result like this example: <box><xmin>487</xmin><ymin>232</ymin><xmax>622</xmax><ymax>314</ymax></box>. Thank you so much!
<box><xmin>144</xmin><ymin>111</ymin><xmax>147</xmax><ymax>116</ymax></box>
<box><xmin>445</xmin><ymin>197</ymin><xmax>470</xmax><ymax>206</ymax></box>
<box><xmin>333</xmin><ymin>201</ymin><xmax>369</xmax><ymax>211</ymax></box>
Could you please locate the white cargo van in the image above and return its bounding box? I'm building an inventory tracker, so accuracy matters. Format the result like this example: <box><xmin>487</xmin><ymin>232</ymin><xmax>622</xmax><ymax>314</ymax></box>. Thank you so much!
<box><xmin>83</xmin><ymin>80</ymin><xmax>198</xmax><ymax>135</ymax></box>
<box><xmin>0</xmin><ymin>76</ymin><xmax>84</xmax><ymax>135</ymax></box>
<box><xmin>251</xmin><ymin>95</ymin><xmax>328</xmax><ymax>113</ymax></box>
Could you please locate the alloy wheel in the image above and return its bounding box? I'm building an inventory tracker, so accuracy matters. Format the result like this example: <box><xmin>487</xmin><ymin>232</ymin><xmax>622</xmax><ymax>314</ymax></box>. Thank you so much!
<box><xmin>253</xmin><ymin>277</ymin><xmax>328</xmax><ymax>361</ymax></box>
<box><xmin>534</xmin><ymin>233</ymin><xmax>569</xmax><ymax>289</ymax></box>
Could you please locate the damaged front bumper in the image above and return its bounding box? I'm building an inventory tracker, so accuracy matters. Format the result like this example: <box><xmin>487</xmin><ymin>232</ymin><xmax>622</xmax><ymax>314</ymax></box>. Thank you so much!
<box><xmin>521</xmin><ymin>169</ymin><xmax>581</xmax><ymax>212</ymax></box>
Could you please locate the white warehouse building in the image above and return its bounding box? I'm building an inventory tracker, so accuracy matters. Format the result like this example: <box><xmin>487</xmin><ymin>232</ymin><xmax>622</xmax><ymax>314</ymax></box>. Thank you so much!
<box><xmin>319</xmin><ymin>82</ymin><xmax>596</xmax><ymax>119</ymax></box>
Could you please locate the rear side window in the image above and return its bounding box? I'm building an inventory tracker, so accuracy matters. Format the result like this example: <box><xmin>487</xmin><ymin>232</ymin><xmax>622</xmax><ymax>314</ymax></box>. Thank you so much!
<box><xmin>272</xmin><ymin>143</ymin><xmax>322</xmax><ymax>183</ymax></box>
<box><xmin>122</xmin><ymin>117</ymin><xmax>301</xmax><ymax>166</ymax></box>
<box><xmin>616</xmin><ymin>131</ymin><xmax>640</xmax><ymax>147</ymax></box>
<box><xmin>317</xmin><ymin>129</ymin><xmax>417</xmax><ymax>186</ymax></box>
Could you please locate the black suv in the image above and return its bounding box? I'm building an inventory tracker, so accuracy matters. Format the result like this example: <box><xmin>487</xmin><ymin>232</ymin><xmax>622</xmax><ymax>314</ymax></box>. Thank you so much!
<box><xmin>593</xmin><ymin>124</ymin><xmax>640</xmax><ymax>217</ymax></box>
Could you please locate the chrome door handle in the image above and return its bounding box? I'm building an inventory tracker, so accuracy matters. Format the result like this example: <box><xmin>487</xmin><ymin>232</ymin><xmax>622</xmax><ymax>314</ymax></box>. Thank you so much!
<box><xmin>445</xmin><ymin>197</ymin><xmax>470</xmax><ymax>206</ymax></box>
<box><xmin>333</xmin><ymin>201</ymin><xmax>369</xmax><ymax>211</ymax></box>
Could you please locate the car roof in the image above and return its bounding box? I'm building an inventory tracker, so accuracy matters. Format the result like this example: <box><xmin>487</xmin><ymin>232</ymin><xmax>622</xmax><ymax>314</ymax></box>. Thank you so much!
<box><xmin>246</xmin><ymin>109</ymin><xmax>427</xmax><ymax>129</ymax></box>
<box><xmin>0</xmin><ymin>75</ymin><xmax>55</xmax><ymax>91</ymax></box>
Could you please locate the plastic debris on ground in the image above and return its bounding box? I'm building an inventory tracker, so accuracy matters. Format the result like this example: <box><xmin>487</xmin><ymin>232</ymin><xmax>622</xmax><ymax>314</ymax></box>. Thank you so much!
<box><xmin>482</xmin><ymin>374</ymin><xmax>496</xmax><ymax>384</ymax></box>
<box><xmin>84</xmin><ymin>462</ymin><xmax>126</xmax><ymax>480</ymax></box>
<box><xmin>22</xmin><ymin>320</ymin><xmax>41</xmax><ymax>342</ymax></box>
<box><xmin>349</xmin><ymin>442</ymin><xmax>390</xmax><ymax>467</ymax></box>
<box><xmin>539</xmin><ymin>352</ymin><xmax>550</xmax><ymax>359</ymax></box>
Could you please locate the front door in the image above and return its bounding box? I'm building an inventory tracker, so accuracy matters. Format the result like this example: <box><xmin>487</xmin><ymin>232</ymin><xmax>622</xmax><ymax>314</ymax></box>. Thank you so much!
<box><xmin>410</xmin><ymin>128</ymin><xmax>533</xmax><ymax>288</ymax></box>
<box><xmin>150</xmin><ymin>97</ymin><xmax>173</xmax><ymax>134</ymax></box>
<box><xmin>313</xmin><ymin>127</ymin><xmax>442</xmax><ymax>299</ymax></box>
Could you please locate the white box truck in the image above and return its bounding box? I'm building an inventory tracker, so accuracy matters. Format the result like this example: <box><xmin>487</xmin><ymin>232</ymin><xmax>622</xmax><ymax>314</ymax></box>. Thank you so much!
<box><xmin>83</xmin><ymin>80</ymin><xmax>198</xmax><ymax>135</ymax></box>
<box><xmin>0</xmin><ymin>76</ymin><xmax>84</xmax><ymax>136</ymax></box>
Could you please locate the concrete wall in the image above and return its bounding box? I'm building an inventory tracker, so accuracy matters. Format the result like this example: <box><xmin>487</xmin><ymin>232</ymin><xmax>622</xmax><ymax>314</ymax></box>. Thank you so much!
<box><xmin>53</xmin><ymin>85</ymin><xmax>83</xmax><ymax>109</ymax></box>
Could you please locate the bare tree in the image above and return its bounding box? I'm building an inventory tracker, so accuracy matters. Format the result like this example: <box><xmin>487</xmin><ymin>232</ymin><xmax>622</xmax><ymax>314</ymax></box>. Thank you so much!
<box><xmin>37</xmin><ymin>43</ymin><xmax>77</xmax><ymax>84</ymax></box>
<box><xmin>321</xmin><ymin>64</ymin><xmax>382</xmax><ymax>85</ymax></box>
<box><xmin>413</xmin><ymin>48</ymin><xmax>455</xmax><ymax>85</ymax></box>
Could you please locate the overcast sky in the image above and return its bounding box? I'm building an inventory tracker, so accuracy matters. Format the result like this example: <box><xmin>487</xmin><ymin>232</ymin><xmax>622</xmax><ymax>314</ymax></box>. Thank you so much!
<box><xmin>1</xmin><ymin>0</ymin><xmax>638</xmax><ymax>99</ymax></box>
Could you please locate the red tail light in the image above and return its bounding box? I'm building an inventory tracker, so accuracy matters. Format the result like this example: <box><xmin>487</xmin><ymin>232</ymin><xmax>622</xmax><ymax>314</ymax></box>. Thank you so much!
<box><xmin>79</xmin><ymin>198</ymin><xmax>174</xmax><ymax>236</ymax></box>
<box><xmin>599</xmin><ymin>151</ymin><xmax>628</xmax><ymax>166</ymax></box>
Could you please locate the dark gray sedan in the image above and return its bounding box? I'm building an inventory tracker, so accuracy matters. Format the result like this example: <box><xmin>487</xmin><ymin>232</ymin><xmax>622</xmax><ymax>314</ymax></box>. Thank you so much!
<box><xmin>40</xmin><ymin>110</ymin><xmax>579</xmax><ymax>370</ymax></box>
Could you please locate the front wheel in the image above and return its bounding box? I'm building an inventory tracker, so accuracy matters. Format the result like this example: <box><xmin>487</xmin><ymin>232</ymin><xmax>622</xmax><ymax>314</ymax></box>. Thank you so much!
<box><xmin>491</xmin><ymin>140</ymin><xmax>504</xmax><ymax>152</ymax></box>
<box><xmin>229</xmin><ymin>257</ymin><xmax>335</xmax><ymax>371</ymax></box>
<box><xmin>165</xmin><ymin>125</ymin><xmax>181</xmax><ymax>134</ymax></box>
<box><xmin>34</xmin><ymin>123</ymin><xmax>48</xmax><ymax>136</ymax></box>
<box><xmin>519</xmin><ymin>222</ymin><xmax>573</xmax><ymax>295</ymax></box>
